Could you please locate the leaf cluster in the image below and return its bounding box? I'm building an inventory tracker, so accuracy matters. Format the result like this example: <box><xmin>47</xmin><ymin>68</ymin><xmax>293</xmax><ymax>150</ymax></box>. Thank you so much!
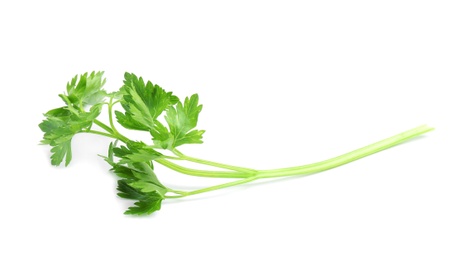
<box><xmin>40</xmin><ymin>71</ymin><xmax>206</xmax><ymax>215</ymax></box>
<box><xmin>116</xmin><ymin>73</ymin><xmax>204</xmax><ymax>150</ymax></box>
<box><xmin>39</xmin><ymin>72</ymin><xmax>106</xmax><ymax>166</ymax></box>
<box><xmin>104</xmin><ymin>141</ymin><xmax>166</xmax><ymax>215</ymax></box>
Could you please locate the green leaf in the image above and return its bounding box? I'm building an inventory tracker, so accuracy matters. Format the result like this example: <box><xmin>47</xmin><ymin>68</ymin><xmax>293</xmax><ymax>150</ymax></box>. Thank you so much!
<box><xmin>175</xmin><ymin>129</ymin><xmax>205</xmax><ymax>146</ymax></box>
<box><xmin>129</xmin><ymin>162</ymin><xmax>166</xmax><ymax>195</ymax></box>
<box><xmin>113</xmin><ymin>141</ymin><xmax>162</xmax><ymax>164</ymax></box>
<box><xmin>163</xmin><ymin>94</ymin><xmax>205</xmax><ymax>148</ymax></box>
<box><xmin>115</xmin><ymin>110</ymin><xmax>148</xmax><ymax>131</ymax></box>
<box><xmin>115</xmin><ymin>72</ymin><xmax>179</xmax><ymax>131</ymax></box>
<box><xmin>150</xmin><ymin>121</ymin><xmax>174</xmax><ymax>149</ymax></box>
<box><xmin>110</xmin><ymin>161</ymin><xmax>167</xmax><ymax>193</ymax></box>
<box><xmin>166</xmin><ymin>94</ymin><xmax>203</xmax><ymax>133</ymax></box>
<box><xmin>50</xmin><ymin>138</ymin><xmax>73</xmax><ymax>166</ymax></box>
<box><xmin>99</xmin><ymin>141</ymin><xmax>118</xmax><ymax>165</ymax></box>
<box><xmin>108</xmin><ymin>142</ymin><xmax>167</xmax><ymax>197</ymax></box>
<box><xmin>40</xmin><ymin>72</ymin><xmax>107</xmax><ymax>166</ymax></box>
<box><xmin>111</xmin><ymin>159</ymin><xmax>167</xmax><ymax>215</ymax></box>
<box><xmin>64</xmin><ymin>71</ymin><xmax>107</xmax><ymax>108</ymax></box>
<box><xmin>39</xmin><ymin>104</ymin><xmax>103</xmax><ymax>166</ymax></box>
<box><xmin>117</xmin><ymin>180</ymin><xmax>164</xmax><ymax>215</ymax></box>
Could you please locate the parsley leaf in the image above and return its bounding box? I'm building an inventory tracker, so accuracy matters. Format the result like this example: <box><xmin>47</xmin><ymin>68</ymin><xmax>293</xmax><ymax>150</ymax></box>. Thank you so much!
<box><xmin>117</xmin><ymin>179</ymin><xmax>164</xmax><ymax>215</ymax></box>
<box><xmin>115</xmin><ymin>72</ymin><xmax>178</xmax><ymax>131</ymax></box>
<box><xmin>160</xmin><ymin>94</ymin><xmax>205</xmax><ymax>148</ymax></box>
<box><xmin>39</xmin><ymin>104</ymin><xmax>102</xmax><ymax>166</ymax></box>
<box><xmin>106</xmin><ymin>141</ymin><xmax>168</xmax><ymax>215</ymax></box>
<box><xmin>111</xmin><ymin>162</ymin><xmax>167</xmax><ymax>196</ymax></box>
<box><xmin>62</xmin><ymin>71</ymin><xmax>107</xmax><ymax>109</ymax></box>
<box><xmin>113</xmin><ymin>140</ymin><xmax>162</xmax><ymax>164</ymax></box>
<box><xmin>39</xmin><ymin>72</ymin><xmax>106</xmax><ymax>166</ymax></box>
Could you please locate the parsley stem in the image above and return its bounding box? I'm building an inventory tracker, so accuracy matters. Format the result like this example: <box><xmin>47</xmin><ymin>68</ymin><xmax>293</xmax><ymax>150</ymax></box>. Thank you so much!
<box><xmin>155</xmin><ymin>158</ymin><xmax>254</xmax><ymax>178</ymax></box>
<box><xmin>167</xmin><ymin>176</ymin><xmax>259</xmax><ymax>198</ymax></box>
<box><xmin>85</xmin><ymin>130</ymin><xmax>116</xmax><ymax>139</ymax></box>
<box><xmin>162</xmin><ymin>155</ymin><xmax>183</xmax><ymax>160</ymax></box>
<box><xmin>162</xmin><ymin>125</ymin><xmax>433</xmax><ymax>198</ymax></box>
<box><xmin>172</xmin><ymin>149</ymin><xmax>257</xmax><ymax>174</ymax></box>
<box><xmin>94</xmin><ymin>119</ymin><xmax>130</xmax><ymax>143</ymax></box>
<box><xmin>108</xmin><ymin>97</ymin><xmax>118</xmax><ymax>135</ymax></box>
<box><xmin>170</xmin><ymin>125</ymin><xmax>433</xmax><ymax>180</ymax></box>
<box><xmin>256</xmin><ymin>125</ymin><xmax>434</xmax><ymax>178</ymax></box>
<box><xmin>106</xmin><ymin>98</ymin><xmax>130</xmax><ymax>143</ymax></box>
<box><xmin>93</xmin><ymin>119</ymin><xmax>114</xmax><ymax>135</ymax></box>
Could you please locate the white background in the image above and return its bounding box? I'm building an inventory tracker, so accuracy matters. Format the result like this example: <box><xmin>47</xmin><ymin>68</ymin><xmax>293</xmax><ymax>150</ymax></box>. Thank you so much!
<box><xmin>1</xmin><ymin>0</ymin><xmax>467</xmax><ymax>259</ymax></box>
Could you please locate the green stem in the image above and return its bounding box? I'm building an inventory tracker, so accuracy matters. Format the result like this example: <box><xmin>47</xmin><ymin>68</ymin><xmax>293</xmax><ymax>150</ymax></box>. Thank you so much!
<box><xmin>94</xmin><ymin>119</ymin><xmax>129</xmax><ymax>143</ymax></box>
<box><xmin>167</xmin><ymin>176</ymin><xmax>258</xmax><ymax>198</ymax></box>
<box><xmin>108</xmin><ymin>98</ymin><xmax>118</xmax><ymax>134</ymax></box>
<box><xmin>162</xmin><ymin>155</ymin><xmax>184</xmax><ymax>160</ymax></box>
<box><xmin>106</xmin><ymin>98</ymin><xmax>130</xmax><ymax>142</ymax></box>
<box><xmin>164</xmin><ymin>125</ymin><xmax>434</xmax><ymax>198</ymax></box>
<box><xmin>85</xmin><ymin>130</ymin><xmax>116</xmax><ymax>139</ymax></box>
<box><xmin>155</xmin><ymin>158</ymin><xmax>254</xmax><ymax>178</ymax></box>
<box><xmin>171</xmin><ymin>125</ymin><xmax>434</xmax><ymax>179</ymax></box>
<box><xmin>172</xmin><ymin>149</ymin><xmax>258</xmax><ymax>174</ymax></box>
<box><xmin>93</xmin><ymin>119</ymin><xmax>114</xmax><ymax>135</ymax></box>
<box><xmin>256</xmin><ymin>125</ymin><xmax>434</xmax><ymax>178</ymax></box>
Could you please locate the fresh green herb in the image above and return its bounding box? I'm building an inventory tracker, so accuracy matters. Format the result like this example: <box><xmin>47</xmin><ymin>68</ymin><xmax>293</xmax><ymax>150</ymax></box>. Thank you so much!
<box><xmin>39</xmin><ymin>72</ymin><xmax>434</xmax><ymax>215</ymax></box>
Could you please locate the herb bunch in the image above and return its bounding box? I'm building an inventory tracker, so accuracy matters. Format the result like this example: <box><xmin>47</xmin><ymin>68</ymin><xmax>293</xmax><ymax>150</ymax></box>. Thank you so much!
<box><xmin>39</xmin><ymin>72</ymin><xmax>434</xmax><ymax>215</ymax></box>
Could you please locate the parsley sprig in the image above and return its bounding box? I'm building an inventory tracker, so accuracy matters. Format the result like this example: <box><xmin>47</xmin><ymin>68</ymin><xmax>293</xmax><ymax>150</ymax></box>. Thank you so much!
<box><xmin>39</xmin><ymin>72</ymin><xmax>434</xmax><ymax>215</ymax></box>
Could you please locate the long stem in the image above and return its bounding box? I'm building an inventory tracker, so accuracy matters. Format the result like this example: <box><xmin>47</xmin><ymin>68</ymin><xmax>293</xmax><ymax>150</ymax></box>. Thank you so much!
<box><xmin>167</xmin><ymin>176</ymin><xmax>258</xmax><ymax>198</ymax></box>
<box><xmin>173</xmin><ymin>125</ymin><xmax>434</xmax><ymax>179</ymax></box>
<box><xmin>155</xmin><ymin>158</ymin><xmax>254</xmax><ymax>178</ymax></box>
<box><xmin>163</xmin><ymin>125</ymin><xmax>433</xmax><ymax>198</ymax></box>
<box><xmin>256</xmin><ymin>125</ymin><xmax>434</xmax><ymax>178</ymax></box>
<box><xmin>172</xmin><ymin>149</ymin><xmax>258</xmax><ymax>174</ymax></box>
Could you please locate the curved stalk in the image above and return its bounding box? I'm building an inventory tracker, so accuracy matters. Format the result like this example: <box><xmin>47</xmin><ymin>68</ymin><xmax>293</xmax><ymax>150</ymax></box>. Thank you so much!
<box><xmin>155</xmin><ymin>158</ymin><xmax>255</xmax><ymax>178</ymax></box>
<box><xmin>172</xmin><ymin>149</ymin><xmax>258</xmax><ymax>174</ymax></box>
<box><xmin>163</xmin><ymin>125</ymin><xmax>434</xmax><ymax>198</ymax></box>
<box><xmin>256</xmin><ymin>125</ymin><xmax>434</xmax><ymax>178</ymax></box>
<box><xmin>167</xmin><ymin>176</ymin><xmax>258</xmax><ymax>198</ymax></box>
<box><xmin>172</xmin><ymin>125</ymin><xmax>434</xmax><ymax>179</ymax></box>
